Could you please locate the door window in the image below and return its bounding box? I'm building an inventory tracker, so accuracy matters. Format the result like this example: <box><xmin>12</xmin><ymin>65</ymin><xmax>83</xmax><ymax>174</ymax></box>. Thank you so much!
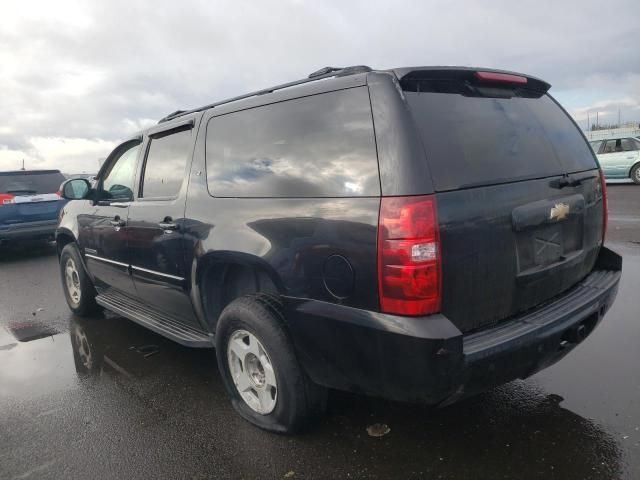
<box><xmin>602</xmin><ymin>139</ymin><xmax>621</xmax><ymax>154</ymax></box>
<box><xmin>140</xmin><ymin>127</ymin><xmax>192</xmax><ymax>198</ymax></box>
<box><xmin>621</xmin><ymin>138</ymin><xmax>640</xmax><ymax>152</ymax></box>
<box><xmin>101</xmin><ymin>143</ymin><xmax>140</xmax><ymax>200</ymax></box>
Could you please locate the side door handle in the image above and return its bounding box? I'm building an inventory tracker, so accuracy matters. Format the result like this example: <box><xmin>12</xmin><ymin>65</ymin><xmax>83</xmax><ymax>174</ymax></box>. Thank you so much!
<box><xmin>110</xmin><ymin>216</ymin><xmax>126</xmax><ymax>227</ymax></box>
<box><xmin>158</xmin><ymin>217</ymin><xmax>178</xmax><ymax>231</ymax></box>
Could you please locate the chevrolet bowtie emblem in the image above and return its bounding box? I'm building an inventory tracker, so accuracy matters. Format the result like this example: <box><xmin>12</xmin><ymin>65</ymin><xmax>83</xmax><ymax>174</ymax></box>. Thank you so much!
<box><xmin>550</xmin><ymin>203</ymin><xmax>570</xmax><ymax>221</ymax></box>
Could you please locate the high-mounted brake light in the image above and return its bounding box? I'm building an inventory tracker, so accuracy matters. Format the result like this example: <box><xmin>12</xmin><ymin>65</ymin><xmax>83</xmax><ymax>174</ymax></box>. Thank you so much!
<box><xmin>0</xmin><ymin>193</ymin><xmax>15</xmax><ymax>205</ymax></box>
<box><xmin>599</xmin><ymin>170</ymin><xmax>608</xmax><ymax>242</ymax></box>
<box><xmin>474</xmin><ymin>71</ymin><xmax>528</xmax><ymax>84</ymax></box>
<box><xmin>377</xmin><ymin>195</ymin><xmax>441</xmax><ymax>316</ymax></box>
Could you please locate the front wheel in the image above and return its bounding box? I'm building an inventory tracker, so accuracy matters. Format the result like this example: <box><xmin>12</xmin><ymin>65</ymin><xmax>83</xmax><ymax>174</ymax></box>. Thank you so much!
<box><xmin>630</xmin><ymin>164</ymin><xmax>640</xmax><ymax>185</ymax></box>
<box><xmin>215</xmin><ymin>295</ymin><xmax>326</xmax><ymax>433</ymax></box>
<box><xmin>59</xmin><ymin>243</ymin><xmax>100</xmax><ymax>316</ymax></box>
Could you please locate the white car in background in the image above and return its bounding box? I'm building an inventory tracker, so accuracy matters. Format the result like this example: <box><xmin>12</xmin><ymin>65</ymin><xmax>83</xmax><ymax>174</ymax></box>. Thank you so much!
<box><xmin>590</xmin><ymin>137</ymin><xmax>640</xmax><ymax>184</ymax></box>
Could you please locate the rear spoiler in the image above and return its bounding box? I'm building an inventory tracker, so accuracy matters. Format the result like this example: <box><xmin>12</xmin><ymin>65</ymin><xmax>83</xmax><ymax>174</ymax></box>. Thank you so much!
<box><xmin>393</xmin><ymin>66</ymin><xmax>551</xmax><ymax>96</ymax></box>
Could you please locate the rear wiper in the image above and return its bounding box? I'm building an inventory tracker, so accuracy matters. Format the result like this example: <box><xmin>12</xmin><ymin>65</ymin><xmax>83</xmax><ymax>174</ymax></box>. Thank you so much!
<box><xmin>549</xmin><ymin>175</ymin><xmax>597</xmax><ymax>189</ymax></box>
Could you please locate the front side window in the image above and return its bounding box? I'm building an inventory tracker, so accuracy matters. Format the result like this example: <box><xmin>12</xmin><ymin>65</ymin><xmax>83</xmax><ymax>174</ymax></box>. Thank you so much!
<box><xmin>140</xmin><ymin>128</ymin><xmax>192</xmax><ymax>198</ymax></box>
<box><xmin>205</xmin><ymin>87</ymin><xmax>379</xmax><ymax>197</ymax></box>
<box><xmin>101</xmin><ymin>143</ymin><xmax>140</xmax><ymax>200</ymax></box>
<box><xmin>621</xmin><ymin>138</ymin><xmax>639</xmax><ymax>152</ymax></box>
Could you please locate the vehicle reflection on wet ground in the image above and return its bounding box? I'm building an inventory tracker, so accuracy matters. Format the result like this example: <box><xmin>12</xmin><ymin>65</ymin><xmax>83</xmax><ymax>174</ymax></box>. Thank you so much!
<box><xmin>1</xmin><ymin>187</ymin><xmax>639</xmax><ymax>479</ymax></box>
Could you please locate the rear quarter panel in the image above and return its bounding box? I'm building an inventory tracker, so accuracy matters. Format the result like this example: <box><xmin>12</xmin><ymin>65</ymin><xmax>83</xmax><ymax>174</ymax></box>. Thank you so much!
<box><xmin>183</xmin><ymin>191</ymin><xmax>380</xmax><ymax>309</ymax></box>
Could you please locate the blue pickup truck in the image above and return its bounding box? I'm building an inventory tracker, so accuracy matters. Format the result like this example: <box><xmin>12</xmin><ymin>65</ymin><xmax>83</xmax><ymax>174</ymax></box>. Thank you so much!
<box><xmin>0</xmin><ymin>170</ymin><xmax>67</xmax><ymax>244</ymax></box>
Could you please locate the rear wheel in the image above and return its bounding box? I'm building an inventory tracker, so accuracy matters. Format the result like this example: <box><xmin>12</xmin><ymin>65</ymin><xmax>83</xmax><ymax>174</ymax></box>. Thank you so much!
<box><xmin>60</xmin><ymin>243</ymin><xmax>100</xmax><ymax>316</ymax></box>
<box><xmin>215</xmin><ymin>295</ymin><xmax>326</xmax><ymax>433</ymax></box>
<box><xmin>630</xmin><ymin>164</ymin><xmax>640</xmax><ymax>185</ymax></box>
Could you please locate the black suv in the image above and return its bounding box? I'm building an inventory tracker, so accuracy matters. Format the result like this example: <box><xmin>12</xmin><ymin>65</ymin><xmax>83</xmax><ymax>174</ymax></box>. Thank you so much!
<box><xmin>57</xmin><ymin>66</ymin><xmax>622</xmax><ymax>432</ymax></box>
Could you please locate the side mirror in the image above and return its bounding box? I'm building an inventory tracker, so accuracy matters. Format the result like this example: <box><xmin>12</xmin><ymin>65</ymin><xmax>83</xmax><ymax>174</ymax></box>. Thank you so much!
<box><xmin>61</xmin><ymin>178</ymin><xmax>91</xmax><ymax>200</ymax></box>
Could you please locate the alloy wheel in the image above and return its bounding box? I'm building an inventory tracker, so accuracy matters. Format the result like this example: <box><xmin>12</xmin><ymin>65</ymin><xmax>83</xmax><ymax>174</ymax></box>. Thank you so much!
<box><xmin>227</xmin><ymin>329</ymin><xmax>278</xmax><ymax>414</ymax></box>
<box><xmin>64</xmin><ymin>258</ymin><xmax>82</xmax><ymax>306</ymax></box>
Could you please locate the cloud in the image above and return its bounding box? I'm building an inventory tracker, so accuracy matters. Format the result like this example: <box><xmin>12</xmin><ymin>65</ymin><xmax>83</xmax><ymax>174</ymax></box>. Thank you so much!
<box><xmin>560</xmin><ymin>73</ymin><xmax>640</xmax><ymax>126</ymax></box>
<box><xmin>0</xmin><ymin>137</ymin><xmax>114</xmax><ymax>173</ymax></box>
<box><xmin>0</xmin><ymin>0</ymin><xmax>639</xmax><ymax>173</ymax></box>
<box><xmin>572</xmin><ymin>97</ymin><xmax>640</xmax><ymax>122</ymax></box>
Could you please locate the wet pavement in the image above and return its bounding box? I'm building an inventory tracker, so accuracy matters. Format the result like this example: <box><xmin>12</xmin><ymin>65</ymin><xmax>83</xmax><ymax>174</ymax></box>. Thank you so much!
<box><xmin>1</xmin><ymin>185</ymin><xmax>639</xmax><ymax>479</ymax></box>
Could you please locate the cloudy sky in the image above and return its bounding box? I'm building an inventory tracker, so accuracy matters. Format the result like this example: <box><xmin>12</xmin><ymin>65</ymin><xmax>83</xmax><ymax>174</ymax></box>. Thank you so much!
<box><xmin>1</xmin><ymin>0</ymin><xmax>639</xmax><ymax>173</ymax></box>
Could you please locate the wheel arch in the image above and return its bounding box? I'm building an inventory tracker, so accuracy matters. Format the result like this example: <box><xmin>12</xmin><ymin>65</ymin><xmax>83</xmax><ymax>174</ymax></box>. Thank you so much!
<box><xmin>55</xmin><ymin>228</ymin><xmax>76</xmax><ymax>258</ymax></box>
<box><xmin>195</xmin><ymin>251</ymin><xmax>286</xmax><ymax>332</ymax></box>
<box><xmin>55</xmin><ymin>228</ymin><xmax>94</xmax><ymax>284</ymax></box>
<box><xmin>628</xmin><ymin>161</ymin><xmax>640</xmax><ymax>179</ymax></box>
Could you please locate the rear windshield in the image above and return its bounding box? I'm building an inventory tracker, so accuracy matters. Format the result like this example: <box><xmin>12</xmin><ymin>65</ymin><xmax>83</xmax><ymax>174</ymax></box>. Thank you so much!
<box><xmin>404</xmin><ymin>91</ymin><xmax>597</xmax><ymax>191</ymax></box>
<box><xmin>0</xmin><ymin>171</ymin><xmax>65</xmax><ymax>194</ymax></box>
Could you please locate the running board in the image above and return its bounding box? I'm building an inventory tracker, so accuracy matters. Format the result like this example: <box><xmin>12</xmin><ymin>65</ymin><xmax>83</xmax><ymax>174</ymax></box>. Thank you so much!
<box><xmin>96</xmin><ymin>289</ymin><xmax>213</xmax><ymax>348</ymax></box>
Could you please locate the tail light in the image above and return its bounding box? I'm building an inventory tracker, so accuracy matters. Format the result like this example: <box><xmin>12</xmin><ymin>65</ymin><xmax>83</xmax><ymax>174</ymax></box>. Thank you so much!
<box><xmin>377</xmin><ymin>195</ymin><xmax>441</xmax><ymax>316</ymax></box>
<box><xmin>599</xmin><ymin>170</ymin><xmax>608</xmax><ymax>242</ymax></box>
<box><xmin>0</xmin><ymin>193</ymin><xmax>14</xmax><ymax>205</ymax></box>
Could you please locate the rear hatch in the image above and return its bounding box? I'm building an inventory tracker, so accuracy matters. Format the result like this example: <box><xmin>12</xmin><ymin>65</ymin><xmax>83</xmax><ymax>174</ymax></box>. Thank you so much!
<box><xmin>0</xmin><ymin>170</ymin><xmax>66</xmax><ymax>229</ymax></box>
<box><xmin>400</xmin><ymin>69</ymin><xmax>605</xmax><ymax>333</ymax></box>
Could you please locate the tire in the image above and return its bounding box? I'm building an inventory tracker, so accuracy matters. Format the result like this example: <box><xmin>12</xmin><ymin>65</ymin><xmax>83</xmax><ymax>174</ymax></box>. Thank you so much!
<box><xmin>59</xmin><ymin>243</ymin><xmax>100</xmax><ymax>316</ymax></box>
<box><xmin>631</xmin><ymin>164</ymin><xmax>640</xmax><ymax>185</ymax></box>
<box><xmin>215</xmin><ymin>294</ymin><xmax>327</xmax><ymax>433</ymax></box>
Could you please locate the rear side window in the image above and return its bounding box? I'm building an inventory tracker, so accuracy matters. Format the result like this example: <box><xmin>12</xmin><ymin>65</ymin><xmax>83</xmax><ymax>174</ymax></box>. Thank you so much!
<box><xmin>404</xmin><ymin>91</ymin><xmax>597</xmax><ymax>191</ymax></box>
<box><xmin>205</xmin><ymin>87</ymin><xmax>379</xmax><ymax>197</ymax></box>
<box><xmin>0</xmin><ymin>171</ymin><xmax>65</xmax><ymax>195</ymax></box>
<box><xmin>141</xmin><ymin>127</ymin><xmax>192</xmax><ymax>198</ymax></box>
<box><xmin>602</xmin><ymin>139</ymin><xmax>618</xmax><ymax>153</ymax></box>
<box><xmin>589</xmin><ymin>141</ymin><xmax>603</xmax><ymax>153</ymax></box>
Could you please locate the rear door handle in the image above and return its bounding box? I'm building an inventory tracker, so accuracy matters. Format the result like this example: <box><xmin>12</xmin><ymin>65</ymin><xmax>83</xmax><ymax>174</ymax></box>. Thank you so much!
<box><xmin>110</xmin><ymin>216</ymin><xmax>126</xmax><ymax>227</ymax></box>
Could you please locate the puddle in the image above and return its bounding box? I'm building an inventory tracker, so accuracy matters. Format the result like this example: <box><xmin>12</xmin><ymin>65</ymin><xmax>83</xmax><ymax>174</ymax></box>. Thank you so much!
<box><xmin>0</xmin><ymin>332</ymin><xmax>79</xmax><ymax>399</ymax></box>
<box><xmin>0</xmin><ymin>314</ymin><xmax>204</xmax><ymax>403</ymax></box>
<box><xmin>5</xmin><ymin>319</ymin><xmax>58</xmax><ymax>342</ymax></box>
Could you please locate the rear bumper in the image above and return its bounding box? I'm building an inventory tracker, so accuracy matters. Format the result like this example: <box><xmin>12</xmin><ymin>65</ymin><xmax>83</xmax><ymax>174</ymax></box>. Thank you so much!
<box><xmin>284</xmin><ymin>246</ymin><xmax>622</xmax><ymax>404</ymax></box>
<box><xmin>0</xmin><ymin>220</ymin><xmax>58</xmax><ymax>241</ymax></box>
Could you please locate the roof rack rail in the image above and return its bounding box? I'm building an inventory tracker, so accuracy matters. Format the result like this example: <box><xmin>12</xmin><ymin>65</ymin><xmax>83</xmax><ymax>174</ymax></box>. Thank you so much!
<box><xmin>157</xmin><ymin>65</ymin><xmax>372</xmax><ymax>123</ymax></box>
<box><xmin>158</xmin><ymin>110</ymin><xmax>188</xmax><ymax>123</ymax></box>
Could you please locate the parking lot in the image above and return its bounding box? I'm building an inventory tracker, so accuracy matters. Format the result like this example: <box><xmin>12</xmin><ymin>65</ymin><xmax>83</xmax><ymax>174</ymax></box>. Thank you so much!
<box><xmin>0</xmin><ymin>185</ymin><xmax>638</xmax><ymax>480</ymax></box>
